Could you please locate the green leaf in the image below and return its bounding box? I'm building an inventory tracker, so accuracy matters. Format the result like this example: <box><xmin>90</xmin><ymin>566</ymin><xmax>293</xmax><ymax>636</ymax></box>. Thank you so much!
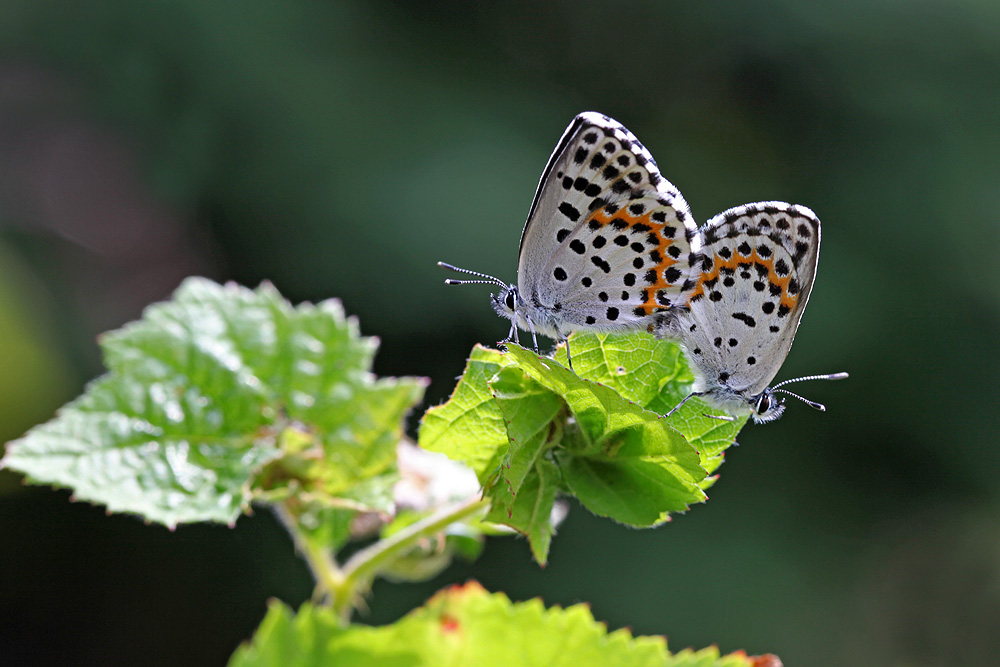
<box><xmin>488</xmin><ymin>366</ymin><xmax>563</xmax><ymax>500</ymax></box>
<box><xmin>229</xmin><ymin>582</ymin><xmax>779</xmax><ymax>667</ymax></box>
<box><xmin>230</xmin><ymin>582</ymin><xmax>668</xmax><ymax>667</ymax></box>
<box><xmin>418</xmin><ymin>345</ymin><xmax>512</xmax><ymax>483</ymax></box>
<box><xmin>484</xmin><ymin>365</ymin><xmax>565</xmax><ymax>563</ymax></box>
<box><xmin>665</xmin><ymin>646</ymin><xmax>783</xmax><ymax>667</ymax></box>
<box><xmin>2</xmin><ymin>278</ymin><xmax>425</xmax><ymax>527</ymax></box>
<box><xmin>560</xmin><ymin>332</ymin><xmax>747</xmax><ymax>482</ymax></box>
<box><xmin>506</xmin><ymin>344</ymin><xmax>706</xmax><ymax>527</ymax></box>
<box><xmin>420</xmin><ymin>331</ymin><xmax>747</xmax><ymax>543</ymax></box>
<box><xmin>553</xmin><ymin>330</ymin><xmax>691</xmax><ymax>407</ymax></box>
<box><xmin>485</xmin><ymin>456</ymin><xmax>560</xmax><ymax>564</ymax></box>
<box><xmin>228</xmin><ymin>600</ymin><xmax>345</xmax><ymax>667</ymax></box>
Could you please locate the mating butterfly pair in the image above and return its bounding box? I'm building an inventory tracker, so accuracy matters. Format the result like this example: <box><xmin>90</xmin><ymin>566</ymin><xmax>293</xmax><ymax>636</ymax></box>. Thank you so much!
<box><xmin>441</xmin><ymin>112</ymin><xmax>845</xmax><ymax>423</ymax></box>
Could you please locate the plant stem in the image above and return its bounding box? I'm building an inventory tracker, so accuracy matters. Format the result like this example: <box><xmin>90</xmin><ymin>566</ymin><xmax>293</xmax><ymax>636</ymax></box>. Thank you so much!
<box><xmin>273</xmin><ymin>501</ymin><xmax>346</xmax><ymax>609</ymax></box>
<box><xmin>275</xmin><ymin>494</ymin><xmax>490</xmax><ymax>625</ymax></box>
<box><xmin>336</xmin><ymin>495</ymin><xmax>490</xmax><ymax>621</ymax></box>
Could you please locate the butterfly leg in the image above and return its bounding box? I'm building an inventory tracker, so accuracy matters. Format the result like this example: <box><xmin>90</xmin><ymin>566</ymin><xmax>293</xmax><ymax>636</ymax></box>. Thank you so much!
<box><xmin>662</xmin><ymin>392</ymin><xmax>704</xmax><ymax>418</ymax></box>
<box><xmin>498</xmin><ymin>320</ymin><xmax>519</xmax><ymax>348</ymax></box>
<box><xmin>703</xmin><ymin>413</ymin><xmax>737</xmax><ymax>422</ymax></box>
<box><xmin>526</xmin><ymin>319</ymin><xmax>540</xmax><ymax>354</ymax></box>
<box><xmin>563</xmin><ymin>335</ymin><xmax>574</xmax><ymax>371</ymax></box>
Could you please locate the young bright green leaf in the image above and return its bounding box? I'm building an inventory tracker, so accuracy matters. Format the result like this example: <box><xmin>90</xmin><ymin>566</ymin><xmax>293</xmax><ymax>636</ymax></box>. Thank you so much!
<box><xmin>505</xmin><ymin>344</ymin><xmax>706</xmax><ymax>527</ymax></box>
<box><xmin>229</xmin><ymin>582</ymin><xmax>780</xmax><ymax>667</ymax></box>
<box><xmin>229</xmin><ymin>581</ymin><xmax>669</xmax><ymax>667</ymax></box>
<box><xmin>2</xmin><ymin>278</ymin><xmax>425</xmax><ymax>527</ymax></box>
<box><xmin>418</xmin><ymin>345</ymin><xmax>512</xmax><ymax>483</ymax></box>
<box><xmin>560</xmin><ymin>332</ymin><xmax>747</xmax><ymax>481</ymax></box>
<box><xmin>553</xmin><ymin>331</ymin><xmax>691</xmax><ymax>407</ymax></box>
<box><xmin>646</xmin><ymin>390</ymin><xmax>746</xmax><ymax>480</ymax></box>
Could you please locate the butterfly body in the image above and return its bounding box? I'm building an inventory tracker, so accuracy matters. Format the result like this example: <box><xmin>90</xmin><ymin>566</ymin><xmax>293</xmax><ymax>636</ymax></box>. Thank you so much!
<box><xmin>655</xmin><ymin>202</ymin><xmax>837</xmax><ymax>422</ymax></box>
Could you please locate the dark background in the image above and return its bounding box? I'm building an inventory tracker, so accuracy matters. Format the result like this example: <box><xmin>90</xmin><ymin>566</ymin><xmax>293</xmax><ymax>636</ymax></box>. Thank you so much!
<box><xmin>1</xmin><ymin>2</ymin><xmax>998</xmax><ymax>665</ymax></box>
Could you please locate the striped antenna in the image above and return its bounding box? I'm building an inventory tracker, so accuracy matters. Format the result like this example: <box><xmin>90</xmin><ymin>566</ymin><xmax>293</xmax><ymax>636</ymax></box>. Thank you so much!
<box><xmin>438</xmin><ymin>262</ymin><xmax>509</xmax><ymax>288</ymax></box>
<box><xmin>772</xmin><ymin>372</ymin><xmax>849</xmax><ymax>411</ymax></box>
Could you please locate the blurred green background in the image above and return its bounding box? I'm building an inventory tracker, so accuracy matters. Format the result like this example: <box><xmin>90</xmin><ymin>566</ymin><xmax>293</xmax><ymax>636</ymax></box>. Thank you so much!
<box><xmin>1</xmin><ymin>1</ymin><xmax>998</xmax><ymax>665</ymax></box>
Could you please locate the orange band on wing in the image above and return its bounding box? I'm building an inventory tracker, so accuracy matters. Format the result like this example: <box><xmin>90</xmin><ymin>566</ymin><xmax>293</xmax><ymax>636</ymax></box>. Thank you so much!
<box><xmin>688</xmin><ymin>250</ymin><xmax>798</xmax><ymax>312</ymax></box>
<box><xmin>587</xmin><ymin>205</ymin><xmax>682</xmax><ymax>317</ymax></box>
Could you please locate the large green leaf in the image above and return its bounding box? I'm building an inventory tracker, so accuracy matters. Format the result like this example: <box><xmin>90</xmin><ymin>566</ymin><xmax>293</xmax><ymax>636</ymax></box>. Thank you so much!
<box><xmin>505</xmin><ymin>345</ymin><xmax>707</xmax><ymax>527</ymax></box>
<box><xmin>421</xmin><ymin>332</ymin><xmax>747</xmax><ymax>536</ymax></box>
<box><xmin>2</xmin><ymin>278</ymin><xmax>425</xmax><ymax>527</ymax></box>
<box><xmin>560</xmin><ymin>332</ymin><xmax>747</xmax><ymax>481</ymax></box>
<box><xmin>229</xmin><ymin>582</ymin><xmax>780</xmax><ymax>667</ymax></box>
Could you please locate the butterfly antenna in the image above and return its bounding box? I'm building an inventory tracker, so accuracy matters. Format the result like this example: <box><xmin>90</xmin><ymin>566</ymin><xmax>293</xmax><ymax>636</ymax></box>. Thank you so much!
<box><xmin>437</xmin><ymin>262</ymin><xmax>509</xmax><ymax>288</ymax></box>
<box><xmin>771</xmin><ymin>372</ymin><xmax>849</xmax><ymax>390</ymax></box>
<box><xmin>773</xmin><ymin>388</ymin><xmax>826</xmax><ymax>412</ymax></box>
<box><xmin>771</xmin><ymin>372</ymin><xmax>848</xmax><ymax>412</ymax></box>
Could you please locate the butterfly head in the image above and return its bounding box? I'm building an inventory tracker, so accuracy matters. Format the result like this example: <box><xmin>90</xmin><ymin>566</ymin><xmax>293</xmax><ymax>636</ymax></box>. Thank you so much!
<box><xmin>490</xmin><ymin>285</ymin><xmax>518</xmax><ymax>322</ymax></box>
<box><xmin>751</xmin><ymin>389</ymin><xmax>787</xmax><ymax>423</ymax></box>
<box><xmin>750</xmin><ymin>372</ymin><xmax>850</xmax><ymax>423</ymax></box>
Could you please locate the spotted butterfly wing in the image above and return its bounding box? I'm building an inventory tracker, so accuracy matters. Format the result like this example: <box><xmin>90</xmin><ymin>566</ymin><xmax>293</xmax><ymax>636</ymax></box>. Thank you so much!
<box><xmin>663</xmin><ymin>202</ymin><xmax>821</xmax><ymax>417</ymax></box>
<box><xmin>512</xmin><ymin>112</ymin><xmax>701</xmax><ymax>339</ymax></box>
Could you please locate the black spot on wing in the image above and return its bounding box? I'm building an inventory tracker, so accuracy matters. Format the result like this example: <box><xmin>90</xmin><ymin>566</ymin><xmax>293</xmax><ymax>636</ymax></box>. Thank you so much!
<box><xmin>558</xmin><ymin>202</ymin><xmax>581</xmax><ymax>221</ymax></box>
<box><xmin>591</xmin><ymin>256</ymin><xmax>611</xmax><ymax>273</ymax></box>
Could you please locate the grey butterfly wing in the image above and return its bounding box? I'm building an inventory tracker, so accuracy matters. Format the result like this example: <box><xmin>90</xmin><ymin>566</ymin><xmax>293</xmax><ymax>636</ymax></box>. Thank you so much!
<box><xmin>516</xmin><ymin>112</ymin><xmax>701</xmax><ymax>333</ymax></box>
<box><xmin>680</xmin><ymin>202</ymin><xmax>820</xmax><ymax>396</ymax></box>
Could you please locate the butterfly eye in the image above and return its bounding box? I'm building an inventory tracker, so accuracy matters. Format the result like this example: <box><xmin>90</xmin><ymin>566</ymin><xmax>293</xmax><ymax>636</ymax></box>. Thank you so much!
<box><xmin>505</xmin><ymin>291</ymin><xmax>516</xmax><ymax>311</ymax></box>
<box><xmin>755</xmin><ymin>393</ymin><xmax>772</xmax><ymax>415</ymax></box>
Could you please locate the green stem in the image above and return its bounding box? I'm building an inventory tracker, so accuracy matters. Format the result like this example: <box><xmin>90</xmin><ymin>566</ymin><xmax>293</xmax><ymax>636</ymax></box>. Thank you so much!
<box><xmin>275</xmin><ymin>494</ymin><xmax>490</xmax><ymax>625</ymax></box>
<box><xmin>336</xmin><ymin>495</ymin><xmax>490</xmax><ymax>622</ymax></box>
<box><xmin>273</xmin><ymin>501</ymin><xmax>346</xmax><ymax>609</ymax></box>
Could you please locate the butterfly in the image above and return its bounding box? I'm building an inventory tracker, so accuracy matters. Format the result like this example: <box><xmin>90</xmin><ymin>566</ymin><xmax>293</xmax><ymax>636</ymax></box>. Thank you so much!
<box><xmin>654</xmin><ymin>202</ymin><xmax>847</xmax><ymax>422</ymax></box>
<box><xmin>439</xmin><ymin>112</ymin><xmax>703</xmax><ymax>368</ymax></box>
